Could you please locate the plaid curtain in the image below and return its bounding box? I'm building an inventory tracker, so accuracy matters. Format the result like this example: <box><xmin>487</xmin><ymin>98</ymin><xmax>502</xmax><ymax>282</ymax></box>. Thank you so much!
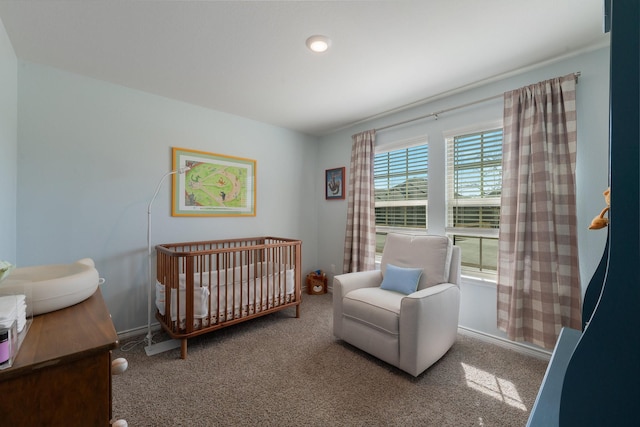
<box><xmin>497</xmin><ymin>74</ymin><xmax>582</xmax><ymax>349</ymax></box>
<box><xmin>343</xmin><ymin>130</ymin><xmax>376</xmax><ymax>273</ymax></box>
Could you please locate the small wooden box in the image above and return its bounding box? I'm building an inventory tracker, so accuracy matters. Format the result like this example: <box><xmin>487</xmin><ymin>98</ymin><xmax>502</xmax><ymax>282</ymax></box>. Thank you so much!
<box><xmin>306</xmin><ymin>272</ymin><xmax>327</xmax><ymax>295</ymax></box>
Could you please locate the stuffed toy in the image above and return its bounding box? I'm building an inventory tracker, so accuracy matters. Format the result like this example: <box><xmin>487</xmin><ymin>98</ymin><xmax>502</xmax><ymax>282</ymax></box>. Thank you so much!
<box><xmin>589</xmin><ymin>188</ymin><xmax>610</xmax><ymax>229</ymax></box>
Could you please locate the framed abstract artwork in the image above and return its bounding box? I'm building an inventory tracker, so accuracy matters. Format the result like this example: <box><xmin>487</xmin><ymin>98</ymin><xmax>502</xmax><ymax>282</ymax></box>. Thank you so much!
<box><xmin>325</xmin><ymin>167</ymin><xmax>345</xmax><ymax>200</ymax></box>
<box><xmin>172</xmin><ymin>147</ymin><xmax>256</xmax><ymax>217</ymax></box>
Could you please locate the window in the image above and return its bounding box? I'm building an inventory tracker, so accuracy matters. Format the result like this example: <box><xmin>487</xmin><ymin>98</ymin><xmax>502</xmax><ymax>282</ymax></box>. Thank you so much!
<box><xmin>446</xmin><ymin>127</ymin><xmax>503</xmax><ymax>278</ymax></box>
<box><xmin>374</xmin><ymin>139</ymin><xmax>428</xmax><ymax>254</ymax></box>
<box><xmin>373</xmin><ymin>128</ymin><xmax>502</xmax><ymax>279</ymax></box>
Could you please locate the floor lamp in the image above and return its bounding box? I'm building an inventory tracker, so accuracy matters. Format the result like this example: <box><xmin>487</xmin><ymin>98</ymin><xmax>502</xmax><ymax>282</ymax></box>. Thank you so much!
<box><xmin>144</xmin><ymin>166</ymin><xmax>190</xmax><ymax>356</ymax></box>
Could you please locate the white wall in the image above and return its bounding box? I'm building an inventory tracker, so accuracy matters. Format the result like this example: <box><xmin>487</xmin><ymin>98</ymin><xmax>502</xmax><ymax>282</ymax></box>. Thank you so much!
<box><xmin>317</xmin><ymin>46</ymin><xmax>611</xmax><ymax>342</ymax></box>
<box><xmin>0</xmin><ymin>17</ymin><xmax>17</xmax><ymax>262</ymax></box>
<box><xmin>16</xmin><ymin>61</ymin><xmax>319</xmax><ymax>333</ymax></box>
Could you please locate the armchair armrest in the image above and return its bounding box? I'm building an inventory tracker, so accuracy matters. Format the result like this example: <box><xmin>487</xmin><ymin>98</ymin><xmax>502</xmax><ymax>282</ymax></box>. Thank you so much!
<box><xmin>399</xmin><ymin>282</ymin><xmax>460</xmax><ymax>376</ymax></box>
<box><xmin>333</xmin><ymin>270</ymin><xmax>382</xmax><ymax>297</ymax></box>
<box><xmin>332</xmin><ymin>270</ymin><xmax>382</xmax><ymax>339</ymax></box>
<box><xmin>405</xmin><ymin>282</ymin><xmax>459</xmax><ymax>300</ymax></box>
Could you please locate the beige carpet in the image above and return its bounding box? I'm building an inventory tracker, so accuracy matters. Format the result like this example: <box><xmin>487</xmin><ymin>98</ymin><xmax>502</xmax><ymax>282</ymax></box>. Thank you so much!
<box><xmin>112</xmin><ymin>293</ymin><xmax>548</xmax><ymax>426</ymax></box>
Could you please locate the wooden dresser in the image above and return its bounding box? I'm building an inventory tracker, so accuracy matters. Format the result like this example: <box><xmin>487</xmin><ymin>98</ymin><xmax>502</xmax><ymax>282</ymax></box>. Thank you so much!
<box><xmin>0</xmin><ymin>288</ymin><xmax>118</xmax><ymax>426</ymax></box>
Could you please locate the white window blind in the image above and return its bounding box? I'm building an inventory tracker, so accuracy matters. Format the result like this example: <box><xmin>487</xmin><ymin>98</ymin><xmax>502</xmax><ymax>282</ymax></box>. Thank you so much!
<box><xmin>374</xmin><ymin>143</ymin><xmax>428</xmax><ymax>232</ymax></box>
<box><xmin>446</xmin><ymin>127</ymin><xmax>502</xmax><ymax>276</ymax></box>
<box><xmin>446</xmin><ymin>128</ymin><xmax>502</xmax><ymax>231</ymax></box>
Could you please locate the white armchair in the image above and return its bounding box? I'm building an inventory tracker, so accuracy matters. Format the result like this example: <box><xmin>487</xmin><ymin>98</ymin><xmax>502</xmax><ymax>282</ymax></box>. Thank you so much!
<box><xmin>333</xmin><ymin>233</ymin><xmax>461</xmax><ymax>377</ymax></box>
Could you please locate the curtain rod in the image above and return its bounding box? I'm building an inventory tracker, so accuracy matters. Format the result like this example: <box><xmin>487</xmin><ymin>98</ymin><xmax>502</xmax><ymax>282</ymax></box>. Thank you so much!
<box><xmin>374</xmin><ymin>72</ymin><xmax>581</xmax><ymax>133</ymax></box>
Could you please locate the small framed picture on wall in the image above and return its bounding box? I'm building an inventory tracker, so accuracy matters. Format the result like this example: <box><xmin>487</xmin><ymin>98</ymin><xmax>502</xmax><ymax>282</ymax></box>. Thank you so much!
<box><xmin>325</xmin><ymin>167</ymin><xmax>345</xmax><ymax>200</ymax></box>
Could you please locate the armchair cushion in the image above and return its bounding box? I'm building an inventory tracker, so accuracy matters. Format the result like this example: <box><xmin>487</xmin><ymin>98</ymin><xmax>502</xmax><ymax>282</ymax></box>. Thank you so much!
<box><xmin>380</xmin><ymin>264</ymin><xmax>423</xmax><ymax>295</ymax></box>
<box><xmin>343</xmin><ymin>287</ymin><xmax>404</xmax><ymax>335</ymax></box>
<box><xmin>381</xmin><ymin>233</ymin><xmax>452</xmax><ymax>290</ymax></box>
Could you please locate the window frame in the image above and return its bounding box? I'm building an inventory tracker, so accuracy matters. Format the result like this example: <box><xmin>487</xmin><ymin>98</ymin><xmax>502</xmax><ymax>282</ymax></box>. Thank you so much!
<box><xmin>374</xmin><ymin>136</ymin><xmax>429</xmax><ymax>257</ymax></box>
<box><xmin>444</xmin><ymin>121</ymin><xmax>503</xmax><ymax>280</ymax></box>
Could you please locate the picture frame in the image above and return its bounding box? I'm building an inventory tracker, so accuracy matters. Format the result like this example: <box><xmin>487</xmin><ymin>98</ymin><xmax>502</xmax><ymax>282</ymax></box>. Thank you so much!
<box><xmin>171</xmin><ymin>147</ymin><xmax>256</xmax><ymax>217</ymax></box>
<box><xmin>325</xmin><ymin>167</ymin><xmax>346</xmax><ymax>200</ymax></box>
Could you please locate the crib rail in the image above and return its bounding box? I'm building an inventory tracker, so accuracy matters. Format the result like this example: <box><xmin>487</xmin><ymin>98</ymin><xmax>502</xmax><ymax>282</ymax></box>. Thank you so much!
<box><xmin>154</xmin><ymin>237</ymin><xmax>302</xmax><ymax>358</ymax></box>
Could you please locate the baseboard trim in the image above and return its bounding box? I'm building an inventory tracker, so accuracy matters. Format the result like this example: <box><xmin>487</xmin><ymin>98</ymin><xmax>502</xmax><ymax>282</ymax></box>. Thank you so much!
<box><xmin>458</xmin><ymin>326</ymin><xmax>552</xmax><ymax>361</ymax></box>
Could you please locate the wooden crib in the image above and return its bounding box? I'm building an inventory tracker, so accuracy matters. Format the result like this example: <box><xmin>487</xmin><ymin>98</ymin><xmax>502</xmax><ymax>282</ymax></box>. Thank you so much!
<box><xmin>155</xmin><ymin>236</ymin><xmax>302</xmax><ymax>358</ymax></box>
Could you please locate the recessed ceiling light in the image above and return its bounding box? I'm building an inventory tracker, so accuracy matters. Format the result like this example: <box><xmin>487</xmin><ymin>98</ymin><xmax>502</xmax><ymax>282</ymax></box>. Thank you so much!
<box><xmin>306</xmin><ymin>35</ymin><xmax>331</xmax><ymax>53</ymax></box>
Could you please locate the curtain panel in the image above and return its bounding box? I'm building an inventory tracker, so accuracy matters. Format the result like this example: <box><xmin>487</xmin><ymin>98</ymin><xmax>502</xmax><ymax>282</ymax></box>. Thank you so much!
<box><xmin>343</xmin><ymin>130</ymin><xmax>376</xmax><ymax>273</ymax></box>
<box><xmin>497</xmin><ymin>74</ymin><xmax>582</xmax><ymax>350</ymax></box>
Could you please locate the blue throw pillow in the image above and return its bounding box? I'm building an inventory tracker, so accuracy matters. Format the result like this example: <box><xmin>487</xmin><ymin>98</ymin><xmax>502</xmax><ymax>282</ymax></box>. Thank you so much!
<box><xmin>380</xmin><ymin>264</ymin><xmax>423</xmax><ymax>295</ymax></box>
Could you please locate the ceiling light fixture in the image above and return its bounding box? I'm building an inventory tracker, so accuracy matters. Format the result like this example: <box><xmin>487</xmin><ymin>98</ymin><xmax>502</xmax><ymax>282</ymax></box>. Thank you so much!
<box><xmin>306</xmin><ymin>35</ymin><xmax>331</xmax><ymax>53</ymax></box>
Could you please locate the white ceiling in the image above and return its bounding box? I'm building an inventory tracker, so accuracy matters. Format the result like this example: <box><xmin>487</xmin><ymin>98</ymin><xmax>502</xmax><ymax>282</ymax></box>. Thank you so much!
<box><xmin>0</xmin><ymin>1</ymin><xmax>608</xmax><ymax>136</ymax></box>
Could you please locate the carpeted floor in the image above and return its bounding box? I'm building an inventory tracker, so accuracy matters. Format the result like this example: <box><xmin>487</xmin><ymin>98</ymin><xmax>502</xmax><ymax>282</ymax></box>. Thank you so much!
<box><xmin>112</xmin><ymin>293</ymin><xmax>548</xmax><ymax>426</ymax></box>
